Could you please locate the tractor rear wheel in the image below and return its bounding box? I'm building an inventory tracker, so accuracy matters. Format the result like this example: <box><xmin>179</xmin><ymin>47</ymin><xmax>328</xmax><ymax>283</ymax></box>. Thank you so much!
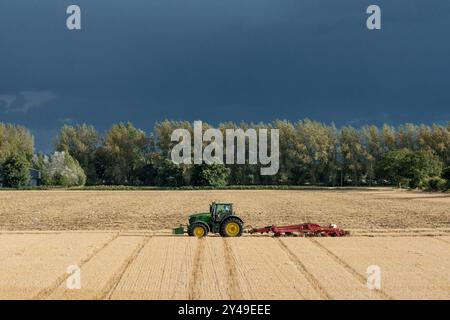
<box><xmin>220</xmin><ymin>217</ymin><xmax>243</xmax><ymax>237</ymax></box>
<box><xmin>188</xmin><ymin>222</ymin><xmax>209</xmax><ymax>238</ymax></box>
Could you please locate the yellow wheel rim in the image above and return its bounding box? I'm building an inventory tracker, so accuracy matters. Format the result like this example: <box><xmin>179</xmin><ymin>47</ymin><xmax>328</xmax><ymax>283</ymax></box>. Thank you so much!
<box><xmin>225</xmin><ymin>222</ymin><xmax>240</xmax><ymax>237</ymax></box>
<box><xmin>193</xmin><ymin>226</ymin><xmax>205</xmax><ymax>238</ymax></box>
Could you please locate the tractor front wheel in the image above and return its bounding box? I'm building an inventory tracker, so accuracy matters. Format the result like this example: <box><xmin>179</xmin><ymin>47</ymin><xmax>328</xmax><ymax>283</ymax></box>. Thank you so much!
<box><xmin>220</xmin><ymin>218</ymin><xmax>243</xmax><ymax>237</ymax></box>
<box><xmin>188</xmin><ymin>222</ymin><xmax>209</xmax><ymax>238</ymax></box>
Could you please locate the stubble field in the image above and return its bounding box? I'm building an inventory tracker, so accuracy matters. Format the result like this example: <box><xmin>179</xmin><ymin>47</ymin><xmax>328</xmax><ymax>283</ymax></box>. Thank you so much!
<box><xmin>0</xmin><ymin>189</ymin><xmax>449</xmax><ymax>299</ymax></box>
<box><xmin>0</xmin><ymin>231</ymin><xmax>449</xmax><ymax>299</ymax></box>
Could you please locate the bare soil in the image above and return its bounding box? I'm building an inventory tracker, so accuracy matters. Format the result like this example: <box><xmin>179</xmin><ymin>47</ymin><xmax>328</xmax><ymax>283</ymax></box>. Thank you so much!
<box><xmin>0</xmin><ymin>189</ymin><xmax>449</xmax><ymax>231</ymax></box>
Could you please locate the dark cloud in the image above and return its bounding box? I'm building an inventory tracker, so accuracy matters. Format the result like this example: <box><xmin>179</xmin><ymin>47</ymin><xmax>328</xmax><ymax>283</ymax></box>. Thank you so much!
<box><xmin>0</xmin><ymin>0</ymin><xmax>449</xmax><ymax>152</ymax></box>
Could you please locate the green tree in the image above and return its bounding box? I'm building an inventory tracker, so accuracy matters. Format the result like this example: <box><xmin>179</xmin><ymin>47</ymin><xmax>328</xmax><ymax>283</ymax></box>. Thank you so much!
<box><xmin>429</xmin><ymin>124</ymin><xmax>450</xmax><ymax>166</ymax></box>
<box><xmin>377</xmin><ymin>149</ymin><xmax>442</xmax><ymax>188</ymax></box>
<box><xmin>442</xmin><ymin>166</ymin><xmax>450</xmax><ymax>180</ymax></box>
<box><xmin>340</xmin><ymin>126</ymin><xmax>364</xmax><ymax>185</ymax></box>
<box><xmin>380</xmin><ymin>124</ymin><xmax>396</xmax><ymax>153</ymax></box>
<box><xmin>154</xmin><ymin>120</ymin><xmax>191</xmax><ymax>157</ymax></box>
<box><xmin>1</xmin><ymin>154</ymin><xmax>30</xmax><ymax>187</ymax></box>
<box><xmin>0</xmin><ymin>123</ymin><xmax>34</xmax><ymax>162</ymax></box>
<box><xmin>101</xmin><ymin>123</ymin><xmax>150</xmax><ymax>185</ymax></box>
<box><xmin>32</xmin><ymin>153</ymin><xmax>51</xmax><ymax>185</ymax></box>
<box><xmin>361</xmin><ymin>125</ymin><xmax>382</xmax><ymax>184</ymax></box>
<box><xmin>293</xmin><ymin>119</ymin><xmax>337</xmax><ymax>185</ymax></box>
<box><xmin>134</xmin><ymin>153</ymin><xmax>184</xmax><ymax>187</ymax></box>
<box><xmin>55</xmin><ymin>124</ymin><xmax>100</xmax><ymax>184</ymax></box>
<box><xmin>423</xmin><ymin>177</ymin><xmax>447</xmax><ymax>191</ymax></box>
<box><xmin>191</xmin><ymin>163</ymin><xmax>230</xmax><ymax>187</ymax></box>
<box><xmin>376</xmin><ymin>149</ymin><xmax>410</xmax><ymax>187</ymax></box>
<box><xmin>407</xmin><ymin>149</ymin><xmax>442</xmax><ymax>188</ymax></box>
<box><xmin>34</xmin><ymin>151</ymin><xmax>86</xmax><ymax>187</ymax></box>
<box><xmin>397</xmin><ymin>123</ymin><xmax>418</xmax><ymax>150</ymax></box>
<box><xmin>272</xmin><ymin>120</ymin><xmax>297</xmax><ymax>184</ymax></box>
<box><xmin>442</xmin><ymin>166</ymin><xmax>450</xmax><ymax>190</ymax></box>
<box><xmin>155</xmin><ymin>158</ymin><xmax>185</xmax><ymax>187</ymax></box>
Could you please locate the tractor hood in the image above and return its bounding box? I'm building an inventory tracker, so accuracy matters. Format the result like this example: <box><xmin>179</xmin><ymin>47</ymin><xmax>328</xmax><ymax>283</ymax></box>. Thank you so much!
<box><xmin>188</xmin><ymin>212</ymin><xmax>211</xmax><ymax>224</ymax></box>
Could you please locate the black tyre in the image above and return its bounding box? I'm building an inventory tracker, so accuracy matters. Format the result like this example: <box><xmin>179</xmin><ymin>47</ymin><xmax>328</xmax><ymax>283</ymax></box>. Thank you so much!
<box><xmin>188</xmin><ymin>222</ymin><xmax>209</xmax><ymax>238</ymax></box>
<box><xmin>220</xmin><ymin>217</ymin><xmax>243</xmax><ymax>237</ymax></box>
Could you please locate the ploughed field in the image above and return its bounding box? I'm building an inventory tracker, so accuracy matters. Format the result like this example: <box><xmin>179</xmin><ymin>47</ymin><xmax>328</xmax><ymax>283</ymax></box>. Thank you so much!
<box><xmin>0</xmin><ymin>231</ymin><xmax>449</xmax><ymax>300</ymax></box>
<box><xmin>0</xmin><ymin>189</ymin><xmax>449</xmax><ymax>231</ymax></box>
<box><xmin>0</xmin><ymin>189</ymin><xmax>449</xmax><ymax>299</ymax></box>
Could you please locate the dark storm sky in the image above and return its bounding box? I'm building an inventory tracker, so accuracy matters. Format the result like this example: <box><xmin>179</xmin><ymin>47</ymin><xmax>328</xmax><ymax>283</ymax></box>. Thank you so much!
<box><xmin>0</xmin><ymin>0</ymin><xmax>449</xmax><ymax>152</ymax></box>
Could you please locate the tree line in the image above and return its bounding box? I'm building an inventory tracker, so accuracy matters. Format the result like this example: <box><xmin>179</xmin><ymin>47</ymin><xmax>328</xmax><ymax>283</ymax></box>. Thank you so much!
<box><xmin>0</xmin><ymin>120</ymin><xmax>449</xmax><ymax>190</ymax></box>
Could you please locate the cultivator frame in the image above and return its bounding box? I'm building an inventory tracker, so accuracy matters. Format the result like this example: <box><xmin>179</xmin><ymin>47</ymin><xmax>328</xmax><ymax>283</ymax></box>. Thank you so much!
<box><xmin>247</xmin><ymin>223</ymin><xmax>349</xmax><ymax>237</ymax></box>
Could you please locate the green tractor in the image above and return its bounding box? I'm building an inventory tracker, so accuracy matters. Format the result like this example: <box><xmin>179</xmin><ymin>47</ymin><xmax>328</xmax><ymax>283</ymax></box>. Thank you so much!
<box><xmin>173</xmin><ymin>202</ymin><xmax>244</xmax><ymax>238</ymax></box>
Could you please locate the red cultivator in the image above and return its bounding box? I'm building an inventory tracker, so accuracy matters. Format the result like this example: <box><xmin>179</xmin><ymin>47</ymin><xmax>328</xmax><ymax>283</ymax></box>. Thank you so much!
<box><xmin>248</xmin><ymin>223</ymin><xmax>349</xmax><ymax>237</ymax></box>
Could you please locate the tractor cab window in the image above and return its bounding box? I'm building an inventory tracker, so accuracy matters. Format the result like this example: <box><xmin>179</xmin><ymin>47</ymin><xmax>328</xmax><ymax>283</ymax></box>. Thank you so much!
<box><xmin>211</xmin><ymin>203</ymin><xmax>232</xmax><ymax>222</ymax></box>
<box><xmin>215</xmin><ymin>204</ymin><xmax>232</xmax><ymax>215</ymax></box>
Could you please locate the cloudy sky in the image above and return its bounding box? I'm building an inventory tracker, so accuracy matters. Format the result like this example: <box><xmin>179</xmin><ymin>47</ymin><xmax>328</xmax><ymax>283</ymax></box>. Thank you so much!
<box><xmin>1</xmin><ymin>0</ymin><xmax>449</xmax><ymax>152</ymax></box>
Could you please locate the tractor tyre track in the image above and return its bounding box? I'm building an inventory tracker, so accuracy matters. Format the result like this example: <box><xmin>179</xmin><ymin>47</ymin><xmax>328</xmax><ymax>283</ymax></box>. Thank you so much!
<box><xmin>275</xmin><ymin>238</ymin><xmax>331</xmax><ymax>300</ymax></box>
<box><xmin>33</xmin><ymin>232</ymin><xmax>120</xmax><ymax>300</ymax></box>
<box><xmin>434</xmin><ymin>237</ymin><xmax>450</xmax><ymax>245</ymax></box>
<box><xmin>308</xmin><ymin>238</ymin><xmax>393</xmax><ymax>300</ymax></box>
<box><xmin>102</xmin><ymin>236</ymin><xmax>151</xmax><ymax>300</ymax></box>
<box><xmin>188</xmin><ymin>239</ymin><xmax>205</xmax><ymax>300</ymax></box>
<box><xmin>222</xmin><ymin>238</ymin><xmax>242</xmax><ymax>299</ymax></box>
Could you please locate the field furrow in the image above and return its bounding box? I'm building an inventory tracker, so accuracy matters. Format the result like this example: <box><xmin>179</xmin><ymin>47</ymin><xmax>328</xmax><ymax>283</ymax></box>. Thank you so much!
<box><xmin>436</xmin><ymin>236</ymin><xmax>450</xmax><ymax>245</ymax></box>
<box><xmin>229</xmin><ymin>237</ymin><xmax>322</xmax><ymax>299</ymax></box>
<box><xmin>185</xmin><ymin>238</ymin><xmax>238</xmax><ymax>299</ymax></box>
<box><xmin>110</xmin><ymin>237</ymin><xmax>196</xmax><ymax>299</ymax></box>
<box><xmin>317</xmin><ymin>237</ymin><xmax>450</xmax><ymax>299</ymax></box>
<box><xmin>47</xmin><ymin>236</ymin><xmax>145</xmax><ymax>299</ymax></box>
<box><xmin>222</xmin><ymin>238</ymin><xmax>243</xmax><ymax>299</ymax></box>
<box><xmin>279</xmin><ymin>238</ymin><xmax>381</xmax><ymax>299</ymax></box>
<box><xmin>0</xmin><ymin>233</ymin><xmax>115</xmax><ymax>299</ymax></box>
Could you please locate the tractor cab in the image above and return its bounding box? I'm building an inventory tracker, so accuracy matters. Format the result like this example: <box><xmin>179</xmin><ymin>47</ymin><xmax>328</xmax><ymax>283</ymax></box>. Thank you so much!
<box><xmin>210</xmin><ymin>202</ymin><xmax>233</xmax><ymax>222</ymax></box>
